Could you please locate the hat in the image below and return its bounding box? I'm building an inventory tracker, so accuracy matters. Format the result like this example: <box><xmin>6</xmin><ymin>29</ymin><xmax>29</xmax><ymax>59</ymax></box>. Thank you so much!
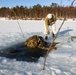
<box><xmin>47</xmin><ymin>13</ymin><xmax>52</xmax><ymax>19</ymax></box>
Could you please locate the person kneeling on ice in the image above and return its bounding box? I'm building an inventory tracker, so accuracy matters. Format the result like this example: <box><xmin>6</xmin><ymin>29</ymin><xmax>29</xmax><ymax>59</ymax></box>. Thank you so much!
<box><xmin>44</xmin><ymin>13</ymin><xmax>57</xmax><ymax>40</ymax></box>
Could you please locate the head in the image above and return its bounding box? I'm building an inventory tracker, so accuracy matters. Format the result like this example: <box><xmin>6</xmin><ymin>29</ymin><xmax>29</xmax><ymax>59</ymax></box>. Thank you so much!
<box><xmin>47</xmin><ymin>13</ymin><xmax>52</xmax><ymax>19</ymax></box>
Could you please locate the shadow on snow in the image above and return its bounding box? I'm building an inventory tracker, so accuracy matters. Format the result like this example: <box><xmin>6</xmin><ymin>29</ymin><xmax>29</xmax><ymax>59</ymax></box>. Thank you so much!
<box><xmin>47</xmin><ymin>29</ymin><xmax>73</xmax><ymax>40</ymax></box>
<box><xmin>59</xmin><ymin>29</ymin><xmax>73</xmax><ymax>36</ymax></box>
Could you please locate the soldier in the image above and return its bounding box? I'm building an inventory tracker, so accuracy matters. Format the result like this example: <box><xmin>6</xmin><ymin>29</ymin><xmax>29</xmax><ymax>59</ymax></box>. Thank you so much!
<box><xmin>44</xmin><ymin>13</ymin><xmax>57</xmax><ymax>40</ymax></box>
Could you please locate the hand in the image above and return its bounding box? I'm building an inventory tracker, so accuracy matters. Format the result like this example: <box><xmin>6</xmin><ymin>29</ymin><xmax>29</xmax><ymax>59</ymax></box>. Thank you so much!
<box><xmin>47</xmin><ymin>30</ymin><xmax>50</xmax><ymax>35</ymax></box>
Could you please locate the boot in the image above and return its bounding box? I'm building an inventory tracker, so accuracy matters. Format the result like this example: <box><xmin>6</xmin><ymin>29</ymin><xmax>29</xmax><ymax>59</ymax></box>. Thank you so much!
<box><xmin>52</xmin><ymin>33</ymin><xmax>55</xmax><ymax>39</ymax></box>
<box><xmin>45</xmin><ymin>36</ymin><xmax>48</xmax><ymax>40</ymax></box>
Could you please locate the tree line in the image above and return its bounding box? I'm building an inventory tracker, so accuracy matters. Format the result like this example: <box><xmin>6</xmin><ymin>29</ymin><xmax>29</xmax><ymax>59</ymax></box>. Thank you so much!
<box><xmin>0</xmin><ymin>3</ymin><xmax>76</xmax><ymax>20</ymax></box>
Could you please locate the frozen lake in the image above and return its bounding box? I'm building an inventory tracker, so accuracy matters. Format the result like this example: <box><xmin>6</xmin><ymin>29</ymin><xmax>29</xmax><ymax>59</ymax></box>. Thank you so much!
<box><xmin>0</xmin><ymin>19</ymin><xmax>76</xmax><ymax>75</ymax></box>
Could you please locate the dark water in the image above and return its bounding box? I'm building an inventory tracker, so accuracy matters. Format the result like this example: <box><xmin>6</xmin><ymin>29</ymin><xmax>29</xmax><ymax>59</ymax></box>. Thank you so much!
<box><xmin>0</xmin><ymin>42</ymin><xmax>47</xmax><ymax>62</ymax></box>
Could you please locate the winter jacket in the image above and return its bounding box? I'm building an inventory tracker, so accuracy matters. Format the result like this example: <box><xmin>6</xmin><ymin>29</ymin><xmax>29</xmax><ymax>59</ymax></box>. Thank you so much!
<box><xmin>44</xmin><ymin>14</ymin><xmax>56</xmax><ymax>34</ymax></box>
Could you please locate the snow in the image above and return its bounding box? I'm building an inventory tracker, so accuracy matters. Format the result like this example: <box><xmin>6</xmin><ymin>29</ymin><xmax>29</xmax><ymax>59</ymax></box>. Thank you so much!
<box><xmin>0</xmin><ymin>18</ymin><xmax>76</xmax><ymax>75</ymax></box>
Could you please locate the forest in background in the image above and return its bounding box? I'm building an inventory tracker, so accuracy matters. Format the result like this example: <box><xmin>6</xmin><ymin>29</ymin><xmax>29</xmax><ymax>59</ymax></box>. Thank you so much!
<box><xmin>0</xmin><ymin>3</ymin><xmax>76</xmax><ymax>20</ymax></box>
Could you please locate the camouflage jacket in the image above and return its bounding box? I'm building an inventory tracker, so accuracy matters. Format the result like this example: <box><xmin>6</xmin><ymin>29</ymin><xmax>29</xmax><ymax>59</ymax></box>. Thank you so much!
<box><xmin>45</xmin><ymin>14</ymin><xmax>56</xmax><ymax>26</ymax></box>
<box><xmin>44</xmin><ymin>14</ymin><xmax>56</xmax><ymax>33</ymax></box>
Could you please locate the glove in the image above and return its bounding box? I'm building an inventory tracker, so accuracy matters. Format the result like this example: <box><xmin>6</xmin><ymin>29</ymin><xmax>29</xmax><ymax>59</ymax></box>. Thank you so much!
<box><xmin>47</xmin><ymin>30</ymin><xmax>50</xmax><ymax>35</ymax></box>
<box><xmin>52</xmin><ymin>33</ymin><xmax>56</xmax><ymax>39</ymax></box>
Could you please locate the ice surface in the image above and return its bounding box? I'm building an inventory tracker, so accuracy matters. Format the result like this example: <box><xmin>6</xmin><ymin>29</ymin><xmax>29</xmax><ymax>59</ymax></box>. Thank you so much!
<box><xmin>0</xmin><ymin>18</ymin><xmax>76</xmax><ymax>75</ymax></box>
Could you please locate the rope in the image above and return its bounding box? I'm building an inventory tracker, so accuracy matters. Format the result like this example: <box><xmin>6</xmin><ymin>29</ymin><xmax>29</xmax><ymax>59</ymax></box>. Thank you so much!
<box><xmin>10</xmin><ymin>9</ymin><xmax>25</xmax><ymax>39</ymax></box>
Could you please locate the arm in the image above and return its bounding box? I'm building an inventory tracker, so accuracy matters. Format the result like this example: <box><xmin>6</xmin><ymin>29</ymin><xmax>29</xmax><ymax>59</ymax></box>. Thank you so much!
<box><xmin>45</xmin><ymin>18</ymin><xmax>50</xmax><ymax>35</ymax></box>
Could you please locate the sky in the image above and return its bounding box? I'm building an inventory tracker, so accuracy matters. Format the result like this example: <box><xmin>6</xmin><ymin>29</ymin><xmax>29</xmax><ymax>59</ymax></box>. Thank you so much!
<box><xmin>0</xmin><ymin>0</ymin><xmax>76</xmax><ymax>7</ymax></box>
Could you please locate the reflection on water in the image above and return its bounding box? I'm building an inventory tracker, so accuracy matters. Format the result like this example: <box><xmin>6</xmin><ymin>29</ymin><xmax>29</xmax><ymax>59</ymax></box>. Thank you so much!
<box><xmin>0</xmin><ymin>42</ymin><xmax>47</xmax><ymax>62</ymax></box>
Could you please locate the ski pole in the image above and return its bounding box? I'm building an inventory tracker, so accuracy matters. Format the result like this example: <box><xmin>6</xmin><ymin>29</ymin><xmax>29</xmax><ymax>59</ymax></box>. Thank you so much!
<box><xmin>43</xmin><ymin>18</ymin><xmax>65</xmax><ymax>70</ymax></box>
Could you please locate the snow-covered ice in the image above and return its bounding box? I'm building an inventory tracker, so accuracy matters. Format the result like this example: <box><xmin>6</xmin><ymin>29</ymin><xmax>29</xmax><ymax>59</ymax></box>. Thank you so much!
<box><xmin>0</xmin><ymin>18</ymin><xmax>76</xmax><ymax>75</ymax></box>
